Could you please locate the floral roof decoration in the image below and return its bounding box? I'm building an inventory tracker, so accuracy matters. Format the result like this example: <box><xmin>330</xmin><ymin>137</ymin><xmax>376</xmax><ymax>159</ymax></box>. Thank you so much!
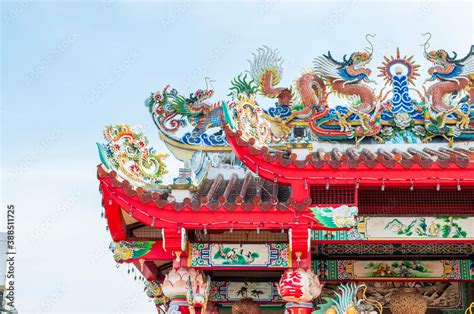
<box><xmin>97</xmin><ymin>124</ymin><xmax>168</xmax><ymax>189</ymax></box>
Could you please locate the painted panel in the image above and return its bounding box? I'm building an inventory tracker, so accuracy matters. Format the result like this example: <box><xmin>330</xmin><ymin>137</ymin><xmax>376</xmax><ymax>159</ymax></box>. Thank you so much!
<box><xmin>313</xmin><ymin>260</ymin><xmax>474</xmax><ymax>281</ymax></box>
<box><xmin>210</xmin><ymin>282</ymin><xmax>283</xmax><ymax>302</ymax></box>
<box><xmin>189</xmin><ymin>243</ymin><xmax>290</xmax><ymax>268</ymax></box>
<box><xmin>317</xmin><ymin>282</ymin><xmax>466</xmax><ymax>310</ymax></box>
<box><xmin>312</xmin><ymin>216</ymin><xmax>474</xmax><ymax>241</ymax></box>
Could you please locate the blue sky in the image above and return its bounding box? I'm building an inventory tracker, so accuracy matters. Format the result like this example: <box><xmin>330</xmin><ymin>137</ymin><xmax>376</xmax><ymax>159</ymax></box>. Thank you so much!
<box><xmin>1</xmin><ymin>0</ymin><xmax>473</xmax><ymax>312</ymax></box>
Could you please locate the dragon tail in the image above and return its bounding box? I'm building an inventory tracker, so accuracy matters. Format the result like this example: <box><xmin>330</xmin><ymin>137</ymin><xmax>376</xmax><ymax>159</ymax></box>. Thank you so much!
<box><xmin>248</xmin><ymin>45</ymin><xmax>286</xmax><ymax>98</ymax></box>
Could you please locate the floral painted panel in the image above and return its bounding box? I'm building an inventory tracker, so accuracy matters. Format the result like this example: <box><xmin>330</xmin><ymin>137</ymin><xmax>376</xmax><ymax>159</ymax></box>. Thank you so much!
<box><xmin>189</xmin><ymin>243</ymin><xmax>290</xmax><ymax>268</ymax></box>
<box><xmin>312</xmin><ymin>216</ymin><xmax>474</xmax><ymax>241</ymax></box>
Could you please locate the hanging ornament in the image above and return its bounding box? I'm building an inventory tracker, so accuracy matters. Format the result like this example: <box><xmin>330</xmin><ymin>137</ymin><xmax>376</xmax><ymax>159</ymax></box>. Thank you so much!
<box><xmin>277</xmin><ymin>268</ymin><xmax>322</xmax><ymax>303</ymax></box>
<box><xmin>389</xmin><ymin>287</ymin><xmax>428</xmax><ymax>314</ymax></box>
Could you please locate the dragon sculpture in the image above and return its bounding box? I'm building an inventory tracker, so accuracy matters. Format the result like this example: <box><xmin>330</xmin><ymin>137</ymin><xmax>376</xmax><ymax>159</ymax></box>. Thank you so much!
<box><xmin>146</xmin><ymin>35</ymin><xmax>473</xmax><ymax>148</ymax></box>
<box><xmin>145</xmin><ymin>79</ymin><xmax>230</xmax><ymax>146</ymax></box>
<box><xmin>248</xmin><ymin>45</ymin><xmax>326</xmax><ymax>119</ymax></box>
<box><xmin>422</xmin><ymin>33</ymin><xmax>474</xmax><ymax>137</ymax></box>
<box><xmin>312</xmin><ymin>35</ymin><xmax>379</xmax><ymax>128</ymax></box>
<box><xmin>109</xmin><ymin>241</ymin><xmax>154</xmax><ymax>263</ymax></box>
<box><xmin>313</xmin><ymin>283</ymin><xmax>382</xmax><ymax>314</ymax></box>
<box><xmin>186</xmin><ymin>273</ymin><xmax>211</xmax><ymax>314</ymax></box>
<box><xmin>97</xmin><ymin>124</ymin><xmax>168</xmax><ymax>188</ymax></box>
<box><xmin>242</xmin><ymin>35</ymin><xmax>391</xmax><ymax>144</ymax></box>
<box><xmin>145</xmin><ymin>280</ymin><xmax>169</xmax><ymax>306</ymax></box>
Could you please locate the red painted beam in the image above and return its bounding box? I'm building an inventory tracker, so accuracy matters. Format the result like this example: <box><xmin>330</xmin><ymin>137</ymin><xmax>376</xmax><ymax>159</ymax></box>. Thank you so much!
<box><xmin>99</xmin><ymin>176</ymin><xmax>344</xmax><ymax>231</ymax></box>
<box><xmin>102</xmin><ymin>184</ymin><xmax>127</xmax><ymax>241</ymax></box>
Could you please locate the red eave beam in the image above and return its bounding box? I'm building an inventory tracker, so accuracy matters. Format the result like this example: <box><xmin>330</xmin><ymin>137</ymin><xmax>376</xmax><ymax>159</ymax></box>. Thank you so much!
<box><xmin>99</xmin><ymin>176</ymin><xmax>342</xmax><ymax>231</ymax></box>
<box><xmin>102</xmin><ymin>184</ymin><xmax>127</xmax><ymax>241</ymax></box>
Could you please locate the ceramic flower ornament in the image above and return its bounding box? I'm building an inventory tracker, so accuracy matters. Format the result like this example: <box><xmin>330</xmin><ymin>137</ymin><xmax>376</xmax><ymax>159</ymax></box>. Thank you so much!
<box><xmin>162</xmin><ymin>267</ymin><xmax>211</xmax><ymax>313</ymax></box>
<box><xmin>162</xmin><ymin>267</ymin><xmax>200</xmax><ymax>299</ymax></box>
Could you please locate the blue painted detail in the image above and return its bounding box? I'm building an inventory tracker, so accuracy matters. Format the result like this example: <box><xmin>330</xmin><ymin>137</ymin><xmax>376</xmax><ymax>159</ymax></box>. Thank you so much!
<box><xmin>181</xmin><ymin>132</ymin><xmax>228</xmax><ymax>146</ymax></box>
<box><xmin>391</xmin><ymin>75</ymin><xmax>415</xmax><ymax>113</ymax></box>
<box><xmin>267</xmin><ymin>103</ymin><xmax>292</xmax><ymax>120</ymax></box>
<box><xmin>330</xmin><ymin>106</ymin><xmax>359</xmax><ymax>121</ymax></box>
<box><xmin>429</xmin><ymin>64</ymin><xmax>463</xmax><ymax>81</ymax></box>
<box><xmin>337</xmin><ymin>68</ymin><xmax>369</xmax><ymax>82</ymax></box>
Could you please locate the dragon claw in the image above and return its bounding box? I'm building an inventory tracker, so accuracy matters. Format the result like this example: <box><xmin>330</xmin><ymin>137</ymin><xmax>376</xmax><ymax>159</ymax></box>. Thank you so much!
<box><xmin>337</xmin><ymin>112</ymin><xmax>352</xmax><ymax>131</ymax></box>
<box><xmin>455</xmin><ymin>113</ymin><xmax>470</xmax><ymax>129</ymax></box>
<box><xmin>442</xmin><ymin>135</ymin><xmax>455</xmax><ymax>147</ymax></box>
<box><xmin>422</xmin><ymin>135</ymin><xmax>436</xmax><ymax>143</ymax></box>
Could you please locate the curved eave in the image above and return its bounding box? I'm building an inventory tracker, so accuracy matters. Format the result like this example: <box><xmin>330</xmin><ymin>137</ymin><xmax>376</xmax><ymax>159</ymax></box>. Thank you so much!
<box><xmin>157</xmin><ymin>128</ymin><xmax>290</xmax><ymax>159</ymax></box>
<box><xmin>224</xmin><ymin>124</ymin><xmax>474</xmax><ymax>187</ymax></box>
<box><xmin>97</xmin><ymin>165</ymin><xmax>346</xmax><ymax>231</ymax></box>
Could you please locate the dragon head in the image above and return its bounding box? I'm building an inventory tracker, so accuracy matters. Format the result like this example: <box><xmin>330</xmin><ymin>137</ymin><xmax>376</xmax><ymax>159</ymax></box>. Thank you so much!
<box><xmin>421</xmin><ymin>33</ymin><xmax>458</xmax><ymax>78</ymax></box>
<box><xmin>341</xmin><ymin>50</ymin><xmax>373</xmax><ymax>82</ymax></box>
<box><xmin>186</xmin><ymin>88</ymin><xmax>214</xmax><ymax>106</ymax></box>
<box><xmin>426</xmin><ymin>49</ymin><xmax>457</xmax><ymax>76</ymax></box>
<box><xmin>320</xmin><ymin>35</ymin><xmax>375</xmax><ymax>83</ymax></box>
<box><xmin>350</xmin><ymin>51</ymin><xmax>372</xmax><ymax>69</ymax></box>
<box><xmin>184</xmin><ymin>78</ymin><xmax>216</xmax><ymax>114</ymax></box>
<box><xmin>192</xmin><ymin>88</ymin><xmax>215</xmax><ymax>102</ymax></box>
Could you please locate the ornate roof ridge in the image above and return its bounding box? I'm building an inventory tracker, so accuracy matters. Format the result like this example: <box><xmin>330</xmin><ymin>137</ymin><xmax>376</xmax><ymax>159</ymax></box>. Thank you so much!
<box><xmin>225</xmin><ymin>124</ymin><xmax>474</xmax><ymax>170</ymax></box>
<box><xmin>147</xmin><ymin>41</ymin><xmax>474</xmax><ymax>151</ymax></box>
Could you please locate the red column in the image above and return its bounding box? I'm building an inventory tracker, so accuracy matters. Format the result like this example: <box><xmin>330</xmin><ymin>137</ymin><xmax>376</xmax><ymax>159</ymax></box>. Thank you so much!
<box><xmin>291</xmin><ymin>181</ymin><xmax>309</xmax><ymax>203</ymax></box>
<box><xmin>290</xmin><ymin>227</ymin><xmax>311</xmax><ymax>269</ymax></box>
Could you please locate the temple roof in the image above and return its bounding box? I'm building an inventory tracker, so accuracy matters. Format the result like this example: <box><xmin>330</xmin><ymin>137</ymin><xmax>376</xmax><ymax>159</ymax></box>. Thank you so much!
<box><xmin>98</xmin><ymin>166</ymin><xmax>293</xmax><ymax>211</ymax></box>
<box><xmin>193</xmin><ymin>173</ymin><xmax>291</xmax><ymax>206</ymax></box>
